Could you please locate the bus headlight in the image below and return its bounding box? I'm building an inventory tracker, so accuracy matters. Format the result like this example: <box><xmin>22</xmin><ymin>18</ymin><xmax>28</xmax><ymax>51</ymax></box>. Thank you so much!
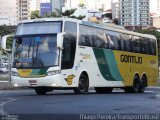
<box><xmin>47</xmin><ymin>70</ymin><xmax>61</xmax><ymax>76</ymax></box>
<box><xmin>11</xmin><ymin>71</ymin><xmax>19</xmax><ymax>76</ymax></box>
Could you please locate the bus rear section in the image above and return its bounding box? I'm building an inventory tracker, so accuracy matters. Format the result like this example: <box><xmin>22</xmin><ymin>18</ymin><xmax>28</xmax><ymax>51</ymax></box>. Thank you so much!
<box><xmin>78</xmin><ymin>23</ymin><xmax>158</xmax><ymax>93</ymax></box>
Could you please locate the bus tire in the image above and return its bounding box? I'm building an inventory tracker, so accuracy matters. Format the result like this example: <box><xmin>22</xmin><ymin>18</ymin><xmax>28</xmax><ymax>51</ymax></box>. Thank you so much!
<box><xmin>139</xmin><ymin>76</ymin><xmax>146</xmax><ymax>93</ymax></box>
<box><xmin>74</xmin><ymin>73</ymin><xmax>89</xmax><ymax>94</ymax></box>
<box><xmin>124</xmin><ymin>75</ymin><xmax>140</xmax><ymax>93</ymax></box>
<box><xmin>35</xmin><ymin>87</ymin><xmax>48</xmax><ymax>95</ymax></box>
<box><xmin>95</xmin><ymin>87</ymin><xmax>113</xmax><ymax>94</ymax></box>
<box><xmin>132</xmin><ymin>75</ymin><xmax>140</xmax><ymax>93</ymax></box>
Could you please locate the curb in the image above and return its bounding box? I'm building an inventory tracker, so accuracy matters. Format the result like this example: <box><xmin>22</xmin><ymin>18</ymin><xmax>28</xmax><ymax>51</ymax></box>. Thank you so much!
<box><xmin>0</xmin><ymin>81</ymin><xmax>14</xmax><ymax>90</ymax></box>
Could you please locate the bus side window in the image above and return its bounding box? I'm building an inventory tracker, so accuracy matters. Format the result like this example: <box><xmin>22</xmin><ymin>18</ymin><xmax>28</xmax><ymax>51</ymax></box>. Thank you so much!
<box><xmin>106</xmin><ymin>34</ymin><xmax>114</xmax><ymax>49</ymax></box>
<box><xmin>93</xmin><ymin>28</ymin><xmax>104</xmax><ymax>48</ymax></box>
<box><xmin>79</xmin><ymin>35</ymin><xmax>86</xmax><ymax>46</ymax></box>
<box><xmin>153</xmin><ymin>40</ymin><xmax>156</xmax><ymax>55</ymax></box>
<box><xmin>101</xmin><ymin>33</ymin><xmax>109</xmax><ymax>49</ymax></box>
<box><xmin>147</xmin><ymin>39</ymin><xmax>156</xmax><ymax>55</ymax></box>
<box><xmin>79</xmin><ymin>25</ymin><xmax>93</xmax><ymax>47</ymax></box>
<box><xmin>120</xmin><ymin>37</ymin><xmax>126</xmax><ymax>51</ymax></box>
<box><xmin>133</xmin><ymin>36</ymin><xmax>140</xmax><ymax>53</ymax></box>
<box><xmin>140</xmin><ymin>38</ymin><xmax>147</xmax><ymax>54</ymax></box>
<box><xmin>61</xmin><ymin>35</ymin><xmax>76</xmax><ymax>69</ymax></box>
<box><xmin>62</xmin><ymin>21</ymin><xmax>77</xmax><ymax>69</ymax></box>
<box><xmin>122</xmin><ymin>34</ymin><xmax>132</xmax><ymax>52</ymax></box>
<box><xmin>84</xmin><ymin>35</ymin><xmax>90</xmax><ymax>46</ymax></box>
<box><xmin>110</xmin><ymin>35</ymin><xmax>120</xmax><ymax>50</ymax></box>
<box><xmin>151</xmin><ymin>40</ymin><xmax>156</xmax><ymax>55</ymax></box>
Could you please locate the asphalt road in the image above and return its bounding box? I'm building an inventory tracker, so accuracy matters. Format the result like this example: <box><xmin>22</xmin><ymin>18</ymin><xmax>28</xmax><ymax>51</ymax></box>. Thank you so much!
<box><xmin>0</xmin><ymin>88</ymin><xmax>160</xmax><ymax>120</ymax></box>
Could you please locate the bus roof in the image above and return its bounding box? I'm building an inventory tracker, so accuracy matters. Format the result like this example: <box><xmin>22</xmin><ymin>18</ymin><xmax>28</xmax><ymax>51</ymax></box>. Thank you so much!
<box><xmin>19</xmin><ymin>18</ymin><xmax>156</xmax><ymax>40</ymax></box>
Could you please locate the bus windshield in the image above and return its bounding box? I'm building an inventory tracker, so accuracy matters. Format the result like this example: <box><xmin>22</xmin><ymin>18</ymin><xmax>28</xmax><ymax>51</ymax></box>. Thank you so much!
<box><xmin>13</xmin><ymin>35</ymin><xmax>59</xmax><ymax>68</ymax></box>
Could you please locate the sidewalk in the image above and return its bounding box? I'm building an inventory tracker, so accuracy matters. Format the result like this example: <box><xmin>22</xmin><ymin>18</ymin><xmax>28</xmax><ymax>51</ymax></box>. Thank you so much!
<box><xmin>0</xmin><ymin>73</ymin><xmax>12</xmax><ymax>90</ymax></box>
<box><xmin>0</xmin><ymin>81</ymin><xmax>13</xmax><ymax>90</ymax></box>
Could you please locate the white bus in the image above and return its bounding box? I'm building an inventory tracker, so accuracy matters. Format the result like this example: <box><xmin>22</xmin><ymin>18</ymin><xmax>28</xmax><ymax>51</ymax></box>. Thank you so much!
<box><xmin>1</xmin><ymin>18</ymin><xmax>158</xmax><ymax>95</ymax></box>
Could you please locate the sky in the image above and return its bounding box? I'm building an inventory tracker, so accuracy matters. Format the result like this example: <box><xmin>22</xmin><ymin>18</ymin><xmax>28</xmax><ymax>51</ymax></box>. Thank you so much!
<box><xmin>33</xmin><ymin>0</ymin><xmax>160</xmax><ymax>14</ymax></box>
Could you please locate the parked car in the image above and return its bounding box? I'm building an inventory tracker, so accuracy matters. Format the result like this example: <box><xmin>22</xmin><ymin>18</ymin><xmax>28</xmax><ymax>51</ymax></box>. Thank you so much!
<box><xmin>0</xmin><ymin>66</ymin><xmax>8</xmax><ymax>73</ymax></box>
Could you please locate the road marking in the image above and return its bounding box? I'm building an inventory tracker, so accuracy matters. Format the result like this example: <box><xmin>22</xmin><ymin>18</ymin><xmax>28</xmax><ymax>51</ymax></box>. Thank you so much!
<box><xmin>0</xmin><ymin>98</ymin><xmax>18</xmax><ymax>115</ymax></box>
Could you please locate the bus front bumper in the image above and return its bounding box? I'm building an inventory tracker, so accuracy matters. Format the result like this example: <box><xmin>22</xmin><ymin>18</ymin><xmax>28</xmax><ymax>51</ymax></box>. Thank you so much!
<box><xmin>11</xmin><ymin>74</ymin><xmax>66</xmax><ymax>87</ymax></box>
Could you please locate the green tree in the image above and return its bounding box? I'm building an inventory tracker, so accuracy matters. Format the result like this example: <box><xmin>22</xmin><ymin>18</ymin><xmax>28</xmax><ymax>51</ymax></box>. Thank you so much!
<box><xmin>30</xmin><ymin>8</ymin><xmax>86</xmax><ymax>20</ymax></box>
<box><xmin>6</xmin><ymin>36</ymin><xmax>13</xmax><ymax>50</ymax></box>
<box><xmin>62</xmin><ymin>9</ymin><xmax>85</xmax><ymax>20</ymax></box>
<box><xmin>62</xmin><ymin>9</ymin><xmax>77</xmax><ymax>17</ymax></box>
<box><xmin>0</xmin><ymin>25</ymin><xmax>15</xmax><ymax>36</ymax></box>
<box><xmin>31</xmin><ymin>10</ymin><xmax>40</xmax><ymax>19</ymax></box>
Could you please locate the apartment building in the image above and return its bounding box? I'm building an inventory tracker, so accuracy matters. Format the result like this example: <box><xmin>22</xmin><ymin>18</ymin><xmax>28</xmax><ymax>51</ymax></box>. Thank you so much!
<box><xmin>112</xmin><ymin>1</ymin><xmax>119</xmax><ymax>20</ymax></box>
<box><xmin>30</xmin><ymin>0</ymin><xmax>40</xmax><ymax>12</ymax></box>
<box><xmin>17</xmin><ymin>0</ymin><xmax>30</xmax><ymax>21</ymax></box>
<box><xmin>36</xmin><ymin>0</ymin><xmax>40</xmax><ymax>10</ymax></box>
<box><xmin>119</xmin><ymin>0</ymin><xmax>150</xmax><ymax>28</ymax></box>
<box><xmin>51</xmin><ymin>0</ymin><xmax>65</xmax><ymax>12</ymax></box>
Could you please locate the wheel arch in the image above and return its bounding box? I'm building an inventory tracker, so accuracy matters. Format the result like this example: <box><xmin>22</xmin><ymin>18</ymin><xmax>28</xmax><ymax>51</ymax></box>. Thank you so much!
<box><xmin>79</xmin><ymin>70</ymin><xmax>89</xmax><ymax>87</ymax></box>
<box><xmin>133</xmin><ymin>73</ymin><xmax>140</xmax><ymax>80</ymax></box>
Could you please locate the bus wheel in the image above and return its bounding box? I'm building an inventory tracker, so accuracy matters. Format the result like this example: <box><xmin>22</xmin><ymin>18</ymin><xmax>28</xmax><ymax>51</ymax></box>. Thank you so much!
<box><xmin>132</xmin><ymin>75</ymin><xmax>140</xmax><ymax>93</ymax></box>
<box><xmin>124</xmin><ymin>75</ymin><xmax>140</xmax><ymax>93</ymax></box>
<box><xmin>74</xmin><ymin>74</ymin><xmax>88</xmax><ymax>94</ymax></box>
<box><xmin>35</xmin><ymin>87</ymin><xmax>48</xmax><ymax>95</ymax></box>
<box><xmin>95</xmin><ymin>87</ymin><xmax>113</xmax><ymax>94</ymax></box>
<box><xmin>139</xmin><ymin>76</ymin><xmax>146</xmax><ymax>93</ymax></box>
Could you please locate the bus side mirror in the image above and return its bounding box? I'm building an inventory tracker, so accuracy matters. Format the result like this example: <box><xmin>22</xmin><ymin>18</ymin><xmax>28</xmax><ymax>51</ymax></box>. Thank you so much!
<box><xmin>57</xmin><ymin>33</ymin><xmax>65</xmax><ymax>50</ymax></box>
<box><xmin>1</xmin><ymin>35</ymin><xmax>13</xmax><ymax>51</ymax></box>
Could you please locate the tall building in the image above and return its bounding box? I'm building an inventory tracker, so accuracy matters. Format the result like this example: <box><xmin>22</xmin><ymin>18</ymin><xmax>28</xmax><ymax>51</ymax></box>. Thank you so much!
<box><xmin>17</xmin><ymin>0</ymin><xmax>31</xmax><ymax>21</ymax></box>
<box><xmin>112</xmin><ymin>1</ymin><xmax>119</xmax><ymax>20</ymax></box>
<box><xmin>30</xmin><ymin>0</ymin><xmax>40</xmax><ymax>12</ymax></box>
<box><xmin>40</xmin><ymin>1</ymin><xmax>52</xmax><ymax>16</ymax></box>
<box><xmin>0</xmin><ymin>0</ymin><xmax>18</xmax><ymax>25</ymax></box>
<box><xmin>64</xmin><ymin>0</ymin><xmax>111</xmax><ymax>11</ymax></box>
<box><xmin>150</xmin><ymin>0</ymin><xmax>160</xmax><ymax>15</ymax></box>
<box><xmin>51</xmin><ymin>0</ymin><xmax>65</xmax><ymax>12</ymax></box>
<box><xmin>119</xmin><ymin>0</ymin><xmax>150</xmax><ymax>28</ymax></box>
<box><xmin>36</xmin><ymin>0</ymin><xmax>40</xmax><ymax>10</ymax></box>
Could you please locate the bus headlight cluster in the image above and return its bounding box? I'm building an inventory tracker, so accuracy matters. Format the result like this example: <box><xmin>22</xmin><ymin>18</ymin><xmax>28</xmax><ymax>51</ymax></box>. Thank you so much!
<box><xmin>11</xmin><ymin>71</ymin><xmax>19</xmax><ymax>76</ymax></box>
<box><xmin>47</xmin><ymin>70</ymin><xmax>61</xmax><ymax>76</ymax></box>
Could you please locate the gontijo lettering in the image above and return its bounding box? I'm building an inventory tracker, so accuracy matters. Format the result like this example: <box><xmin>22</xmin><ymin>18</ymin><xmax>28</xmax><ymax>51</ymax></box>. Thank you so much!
<box><xmin>120</xmin><ymin>55</ymin><xmax>142</xmax><ymax>64</ymax></box>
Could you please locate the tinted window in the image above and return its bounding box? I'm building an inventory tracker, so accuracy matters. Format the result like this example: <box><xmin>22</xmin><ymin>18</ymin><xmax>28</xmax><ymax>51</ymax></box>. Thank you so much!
<box><xmin>61</xmin><ymin>22</ymin><xmax>77</xmax><ymax>69</ymax></box>
<box><xmin>133</xmin><ymin>36</ymin><xmax>140</xmax><ymax>53</ymax></box>
<box><xmin>93</xmin><ymin>28</ymin><xmax>105</xmax><ymax>48</ymax></box>
<box><xmin>79</xmin><ymin>25</ymin><xmax>157</xmax><ymax>55</ymax></box>
<box><xmin>119</xmin><ymin>34</ymin><xmax>126</xmax><ymax>51</ymax></box>
<box><xmin>140</xmin><ymin>38</ymin><xmax>147</xmax><ymax>54</ymax></box>
<box><xmin>109</xmin><ymin>35</ymin><xmax>120</xmax><ymax>50</ymax></box>
<box><xmin>147</xmin><ymin>39</ymin><xmax>156</xmax><ymax>55</ymax></box>
<box><xmin>79</xmin><ymin>25</ymin><xmax>93</xmax><ymax>46</ymax></box>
